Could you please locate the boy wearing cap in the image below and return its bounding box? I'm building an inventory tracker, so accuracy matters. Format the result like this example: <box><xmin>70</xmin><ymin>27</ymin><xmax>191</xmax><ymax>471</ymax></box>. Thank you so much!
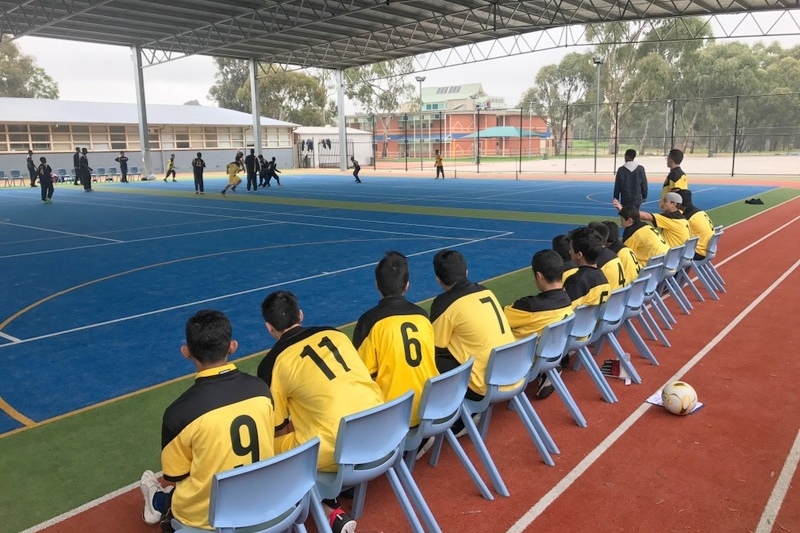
<box><xmin>613</xmin><ymin>191</ymin><xmax>690</xmax><ymax>249</ymax></box>
<box><xmin>677</xmin><ymin>189</ymin><xmax>715</xmax><ymax>259</ymax></box>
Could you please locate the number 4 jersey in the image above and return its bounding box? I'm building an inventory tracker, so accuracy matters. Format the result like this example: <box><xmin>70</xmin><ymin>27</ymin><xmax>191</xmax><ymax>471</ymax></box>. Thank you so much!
<box><xmin>257</xmin><ymin>327</ymin><xmax>382</xmax><ymax>471</ymax></box>
<box><xmin>353</xmin><ymin>295</ymin><xmax>438</xmax><ymax>426</ymax></box>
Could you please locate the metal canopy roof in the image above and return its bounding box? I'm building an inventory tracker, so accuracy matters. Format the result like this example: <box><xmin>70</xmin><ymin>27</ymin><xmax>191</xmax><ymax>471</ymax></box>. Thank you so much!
<box><xmin>1</xmin><ymin>0</ymin><xmax>796</xmax><ymax>71</ymax></box>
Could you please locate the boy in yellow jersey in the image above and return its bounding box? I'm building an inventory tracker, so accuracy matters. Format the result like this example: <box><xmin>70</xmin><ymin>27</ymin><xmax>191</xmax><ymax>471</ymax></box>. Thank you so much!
<box><xmin>504</xmin><ymin>249</ymin><xmax>573</xmax><ymax>399</ymax></box>
<box><xmin>257</xmin><ymin>291</ymin><xmax>382</xmax><ymax>533</ymax></box>
<box><xmin>661</xmin><ymin>148</ymin><xmax>688</xmax><ymax>198</ymax></box>
<box><xmin>353</xmin><ymin>251</ymin><xmax>438</xmax><ymax>428</ymax></box>
<box><xmin>220</xmin><ymin>160</ymin><xmax>242</xmax><ymax>196</ymax></box>
<box><xmin>430</xmin><ymin>250</ymin><xmax>515</xmax><ymax>434</ymax></box>
<box><xmin>164</xmin><ymin>154</ymin><xmax>176</xmax><ymax>182</ymax></box>
<box><xmin>588</xmin><ymin>221</ymin><xmax>627</xmax><ymax>290</ymax></box>
<box><xmin>676</xmin><ymin>189</ymin><xmax>715</xmax><ymax>259</ymax></box>
<box><xmin>140</xmin><ymin>310</ymin><xmax>275</xmax><ymax>532</ymax></box>
<box><xmin>563</xmin><ymin>227</ymin><xmax>611</xmax><ymax>309</ymax></box>
<box><xmin>602</xmin><ymin>220</ymin><xmax>642</xmax><ymax>284</ymax></box>
<box><xmin>617</xmin><ymin>205</ymin><xmax>670</xmax><ymax>264</ymax></box>
<box><xmin>614</xmin><ymin>192</ymin><xmax>690</xmax><ymax>249</ymax></box>
<box><xmin>434</xmin><ymin>149</ymin><xmax>445</xmax><ymax>179</ymax></box>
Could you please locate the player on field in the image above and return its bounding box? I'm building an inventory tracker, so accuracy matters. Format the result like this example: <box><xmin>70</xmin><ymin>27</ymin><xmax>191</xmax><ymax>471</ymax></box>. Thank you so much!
<box><xmin>353</xmin><ymin>251</ymin><xmax>438</xmax><ymax>428</ymax></box>
<box><xmin>434</xmin><ymin>149</ymin><xmax>445</xmax><ymax>179</ymax></box>
<box><xmin>614</xmin><ymin>191</ymin><xmax>690</xmax><ymax>249</ymax></box>
<box><xmin>616</xmin><ymin>205</ymin><xmax>670</xmax><ymax>265</ymax></box>
<box><xmin>164</xmin><ymin>154</ymin><xmax>176</xmax><ymax>182</ymax></box>
<box><xmin>601</xmin><ymin>220</ymin><xmax>642</xmax><ymax>284</ymax></box>
<box><xmin>504</xmin><ymin>249</ymin><xmax>574</xmax><ymax>399</ymax></box>
<box><xmin>244</xmin><ymin>148</ymin><xmax>258</xmax><ymax>192</ymax></box>
<box><xmin>140</xmin><ymin>310</ymin><xmax>275</xmax><ymax>532</ymax></box>
<box><xmin>220</xmin><ymin>159</ymin><xmax>242</xmax><ymax>196</ymax></box>
<box><xmin>350</xmin><ymin>156</ymin><xmax>362</xmax><ymax>183</ymax></box>
<box><xmin>661</xmin><ymin>148</ymin><xmax>688</xmax><ymax>198</ymax></box>
<box><xmin>563</xmin><ymin>227</ymin><xmax>611</xmax><ymax>309</ymax></box>
<box><xmin>676</xmin><ymin>189</ymin><xmax>715</xmax><ymax>259</ymax></box>
<box><xmin>588</xmin><ymin>221</ymin><xmax>627</xmax><ymax>290</ymax></box>
<box><xmin>257</xmin><ymin>291</ymin><xmax>382</xmax><ymax>533</ymax></box>
<box><xmin>429</xmin><ymin>250</ymin><xmax>515</xmax><ymax>433</ymax></box>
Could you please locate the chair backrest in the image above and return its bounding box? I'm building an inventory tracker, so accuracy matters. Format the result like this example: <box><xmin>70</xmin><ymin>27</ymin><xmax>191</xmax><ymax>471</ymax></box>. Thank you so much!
<box><xmin>208</xmin><ymin>437</ymin><xmax>320</xmax><ymax>531</ymax></box>
<box><xmin>646</xmin><ymin>253</ymin><xmax>665</xmax><ymax>269</ymax></box>
<box><xmin>598</xmin><ymin>285</ymin><xmax>632</xmax><ymax>328</ymax></box>
<box><xmin>0</xmin><ymin>170</ymin><xmax>6</xmax><ymax>178</ymax></box>
<box><xmin>567</xmin><ymin>305</ymin><xmax>602</xmax><ymax>350</ymax></box>
<box><xmin>704</xmin><ymin>230</ymin><xmax>722</xmax><ymax>260</ymax></box>
<box><xmin>663</xmin><ymin>246</ymin><xmax>683</xmax><ymax>271</ymax></box>
<box><xmin>417</xmin><ymin>358</ymin><xmax>473</xmax><ymax>429</ymax></box>
<box><xmin>56</xmin><ymin>168</ymin><xmax>67</xmax><ymax>176</ymax></box>
<box><xmin>70</xmin><ymin>168</ymin><xmax>77</xmax><ymax>177</ymax></box>
<box><xmin>334</xmin><ymin>391</ymin><xmax>413</xmax><ymax>467</ymax></box>
<box><xmin>96</xmin><ymin>167</ymin><xmax>107</xmax><ymax>175</ymax></box>
<box><xmin>107</xmin><ymin>166</ymin><xmax>118</xmax><ymax>174</ymax></box>
<box><xmin>679</xmin><ymin>237</ymin><xmax>699</xmax><ymax>268</ymax></box>
<box><xmin>534</xmin><ymin>314</ymin><xmax>575</xmax><ymax>364</ymax></box>
<box><xmin>485</xmin><ymin>334</ymin><xmax>537</xmax><ymax>388</ymax></box>
<box><xmin>625</xmin><ymin>274</ymin><xmax>651</xmax><ymax>311</ymax></box>
<box><xmin>639</xmin><ymin>264</ymin><xmax>662</xmax><ymax>299</ymax></box>
<box><xmin>10</xmin><ymin>169</ymin><xmax>21</xmax><ymax>178</ymax></box>
<box><xmin>130</xmin><ymin>166</ymin><xmax>139</xmax><ymax>173</ymax></box>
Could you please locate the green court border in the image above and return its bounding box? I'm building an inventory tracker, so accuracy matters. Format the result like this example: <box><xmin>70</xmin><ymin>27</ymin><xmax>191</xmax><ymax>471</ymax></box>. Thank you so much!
<box><xmin>1</xmin><ymin>187</ymin><xmax>797</xmax><ymax>532</ymax></box>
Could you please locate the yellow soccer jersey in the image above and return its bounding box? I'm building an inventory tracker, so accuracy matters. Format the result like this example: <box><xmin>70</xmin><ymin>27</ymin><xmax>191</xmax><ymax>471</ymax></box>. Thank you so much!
<box><xmin>435</xmin><ymin>154</ymin><xmax>443</xmax><ymax>167</ymax></box>
<box><xmin>661</xmin><ymin>166</ymin><xmax>688</xmax><ymax>198</ymax></box>
<box><xmin>257</xmin><ymin>327</ymin><xmax>382</xmax><ymax>471</ymax></box>
<box><xmin>563</xmin><ymin>266</ymin><xmax>611</xmax><ymax>309</ymax></box>
<box><xmin>353</xmin><ymin>296</ymin><xmax>438</xmax><ymax>426</ymax></box>
<box><xmin>683</xmin><ymin>207</ymin><xmax>715</xmax><ymax>257</ymax></box>
<box><xmin>608</xmin><ymin>242</ymin><xmax>642</xmax><ymax>286</ymax></box>
<box><xmin>504</xmin><ymin>289</ymin><xmax>574</xmax><ymax>340</ymax></box>
<box><xmin>597</xmin><ymin>248</ymin><xmax>626</xmax><ymax>291</ymax></box>
<box><xmin>652</xmin><ymin>212</ymin><xmax>691</xmax><ymax>248</ymax></box>
<box><xmin>622</xmin><ymin>221</ymin><xmax>670</xmax><ymax>264</ymax></box>
<box><xmin>430</xmin><ymin>280</ymin><xmax>515</xmax><ymax>396</ymax></box>
<box><xmin>161</xmin><ymin>364</ymin><xmax>275</xmax><ymax>530</ymax></box>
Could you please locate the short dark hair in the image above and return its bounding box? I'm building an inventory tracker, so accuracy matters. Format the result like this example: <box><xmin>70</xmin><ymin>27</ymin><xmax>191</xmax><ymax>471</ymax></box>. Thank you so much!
<box><xmin>552</xmin><ymin>235</ymin><xmax>572</xmax><ymax>262</ymax></box>
<box><xmin>260</xmin><ymin>291</ymin><xmax>301</xmax><ymax>331</ymax></box>
<box><xmin>375</xmin><ymin>251</ymin><xmax>409</xmax><ymax>297</ymax></box>
<box><xmin>619</xmin><ymin>205</ymin><xmax>640</xmax><ymax>222</ymax></box>
<box><xmin>569</xmin><ymin>227</ymin><xmax>604</xmax><ymax>264</ymax></box>
<box><xmin>587</xmin><ymin>221</ymin><xmax>609</xmax><ymax>242</ymax></box>
<box><xmin>531</xmin><ymin>249</ymin><xmax>564</xmax><ymax>283</ymax></box>
<box><xmin>677</xmin><ymin>189</ymin><xmax>693</xmax><ymax>207</ymax></box>
<box><xmin>625</xmin><ymin>148</ymin><xmax>636</xmax><ymax>160</ymax></box>
<box><xmin>668</xmin><ymin>148</ymin><xmax>684</xmax><ymax>164</ymax></box>
<box><xmin>185</xmin><ymin>310</ymin><xmax>232</xmax><ymax>364</ymax></box>
<box><xmin>433</xmin><ymin>249</ymin><xmax>467</xmax><ymax>286</ymax></box>
<box><xmin>602</xmin><ymin>220</ymin><xmax>621</xmax><ymax>243</ymax></box>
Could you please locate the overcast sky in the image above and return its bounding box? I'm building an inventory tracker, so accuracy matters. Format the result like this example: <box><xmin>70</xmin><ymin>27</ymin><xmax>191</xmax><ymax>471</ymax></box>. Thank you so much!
<box><xmin>15</xmin><ymin>12</ymin><xmax>799</xmax><ymax>115</ymax></box>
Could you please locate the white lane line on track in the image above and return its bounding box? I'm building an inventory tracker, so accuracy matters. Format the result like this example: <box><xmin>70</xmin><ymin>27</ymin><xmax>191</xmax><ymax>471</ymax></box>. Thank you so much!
<box><xmin>0</xmin><ymin>221</ymin><xmax>123</xmax><ymax>243</ymax></box>
<box><xmin>755</xmin><ymin>429</ymin><xmax>800</xmax><ymax>533</ymax></box>
<box><xmin>506</xmin><ymin>256</ymin><xmax>800</xmax><ymax>533</ymax></box>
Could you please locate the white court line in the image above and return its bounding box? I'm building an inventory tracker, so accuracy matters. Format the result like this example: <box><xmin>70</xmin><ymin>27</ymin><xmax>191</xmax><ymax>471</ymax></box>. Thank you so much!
<box><xmin>0</xmin><ymin>221</ymin><xmax>123</xmax><ymax>243</ymax></box>
<box><xmin>507</xmin><ymin>256</ymin><xmax>800</xmax><ymax>533</ymax></box>
<box><xmin>755</xmin><ymin>429</ymin><xmax>800</xmax><ymax>533</ymax></box>
<box><xmin>0</xmin><ymin>231</ymin><xmax>512</xmax><ymax>348</ymax></box>
<box><xmin>0</xmin><ymin>331</ymin><xmax>21</xmax><ymax>342</ymax></box>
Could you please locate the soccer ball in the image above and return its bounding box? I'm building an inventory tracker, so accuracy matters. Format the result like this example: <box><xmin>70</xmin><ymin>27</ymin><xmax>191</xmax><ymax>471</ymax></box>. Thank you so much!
<box><xmin>661</xmin><ymin>381</ymin><xmax>698</xmax><ymax>415</ymax></box>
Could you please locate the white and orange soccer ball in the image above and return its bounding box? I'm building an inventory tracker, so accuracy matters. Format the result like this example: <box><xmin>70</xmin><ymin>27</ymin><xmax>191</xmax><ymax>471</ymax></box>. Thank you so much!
<box><xmin>661</xmin><ymin>381</ymin><xmax>698</xmax><ymax>415</ymax></box>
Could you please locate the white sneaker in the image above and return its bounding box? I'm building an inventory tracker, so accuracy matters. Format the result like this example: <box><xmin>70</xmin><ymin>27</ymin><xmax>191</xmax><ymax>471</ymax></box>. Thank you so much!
<box><xmin>415</xmin><ymin>436</ymin><xmax>436</xmax><ymax>461</ymax></box>
<box><xmin>140</xmin><ymin>470</ymin><xmax>166</xmax><ymax>525</ymax></box>
<box><xmin>454</xmin><ymin>413</ymin><xmax>482</xmax><ymax>438</ymax></box>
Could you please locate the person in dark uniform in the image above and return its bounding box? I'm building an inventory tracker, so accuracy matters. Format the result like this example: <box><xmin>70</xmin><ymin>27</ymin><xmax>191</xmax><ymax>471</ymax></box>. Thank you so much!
<box><xmin>350</xmin><ymin>156</ymin><xmax>361</xmax><ymax>183</ymax></box>
<box><xmin>257</xmin><ymin>155</ymin><xmax>269</xmax><ymax>188</ymax></box>
<box><xmin>79</xmin><ymin>147</ymin><xmax>93</xmax><ymax>192</ymax></box>
<box><xmin>191</xmin><ymin>152</ymin><xmax>206</xmax><ymax>194</ymax></box>
<box><xmin>26</xmin><ymin>150</ymin><xmax>37</xmax><ymax>187</ymax></box>
<box><xmin>115</xmin><ymin>151</ymin><xmax>129</xmax><ymax>183</ymax></box>
<box><xmin>268</xmin><ymin>157</ymin><xmax>281</xmax><ymax>186</ymax></box>
<box><xmin>37</xmin><ymin>157</ymin><xmax>54</xmax><ymax>204</ymax></box>
<box><xmin>244</xmin><ymin>148</ymin><xmax>258</xmax><ymax>192</ymax></box>
<box><xmin>73</xmin><ymin>147</ymin><xmax>82</xmax><ymax>186</ymax></box>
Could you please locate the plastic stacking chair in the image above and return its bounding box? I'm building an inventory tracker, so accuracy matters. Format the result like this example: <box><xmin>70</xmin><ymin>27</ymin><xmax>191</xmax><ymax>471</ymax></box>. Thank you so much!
<box><xmin>171</xmin><ymin>437</ymin><xmax>332</xmax><ymax>533</ymax></box>
<box><xmin>94</xmin><ymin>167</ymin><xmax>109</xmax><ymax>182</ymax></box>
<box><xmin>638</xmin><ymin>264</ymin><xmax>672</xmax><ymax>347</ymax></box>
<box><xmin>316</xmin><ymin>391</ymin><xmax>442</xmax><ymax>533</ymax></box>
<box><xmin>107</xmin><ymin>166</ymin><xmax>119</xmax><ymax>181</ymax></box>
<box><xmin>0</xmin><ymin>170</ymin><xmax>8</xmax><ymax>187</ymax></box>
<box><xmin>659</xmin><ymin>246</ymin><xmax>692</xmax><ymax>317</ymax></box>
<box><xmin>70</xmin><ymin>168</ymin><xmax>78</xmax><ymax>182</ymax></box>
<box><xmin>529</xmin><ymin>315</ymin><xmax>585</xmax><ymax>427</ymax></box>
<box><xmin>462</xmin><ymin>334</ymin><xmax>559</xmax><ymax>499</ymax></box>
<box><xmin>403</xmin><ymin>359</ymin><xmax>493</xmax><ymax>501</ymax></box>
<box><xmin>673</xmin><ymin>236</ymin><xmax>705</xmax><ymax>303</ymax></box>
<box><xmin>588</xmin><ymin>285</ymin><xmax>643</xmax><ymax>385</ymax></box>
<box><xmin>694</xmin><ymin>227</ymin><xmax>726</xmax><ymax>296</ymax></box>
<box><xmin>129</xmin><ymin>166</ymin><xmax>141</xmax><ymax>180</ymax></box>
<box><xmin>56</xmin><ymin>168</ymin><xmax>68</xmax><ymax>183</ymax></box>
<box><xmin>620</xmin><ymin>275</ymin><xmax>660</xmax><ymax>368</ymax></box>
<box><xmin>9</xmin><ymin>169</ymin><xmax>24</xmax><ymax>186</ymax></box>
<box><xmin>568</xmin><ymin>304</ymin><xmax>617</xmax><ymax>403</ymax></box>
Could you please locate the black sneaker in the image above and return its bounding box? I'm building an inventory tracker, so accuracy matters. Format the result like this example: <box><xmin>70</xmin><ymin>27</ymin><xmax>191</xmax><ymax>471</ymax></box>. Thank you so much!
<box><xmin>535</xmin><ymin>372</ymin><xmax>556</xmax><ymax>400</ymax></box>
<box><xmin>329</xmin><ymin>508</ymin><xmax>357</xmax><ymax>533</ymax></box>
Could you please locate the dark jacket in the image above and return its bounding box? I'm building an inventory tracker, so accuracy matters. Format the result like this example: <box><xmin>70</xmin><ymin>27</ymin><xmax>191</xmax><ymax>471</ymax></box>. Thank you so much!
<box><xmin>614</xmin><ymin>161</ymin><xmax>648</xmax><ymax>207</ymax></box>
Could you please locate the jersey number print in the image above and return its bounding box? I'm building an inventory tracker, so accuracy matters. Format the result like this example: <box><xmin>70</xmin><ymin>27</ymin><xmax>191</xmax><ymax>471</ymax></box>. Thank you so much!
<box><xmin>300</xmin><ymin>336</ymin><xmax>351</xmax><ymax>380</ymax></box>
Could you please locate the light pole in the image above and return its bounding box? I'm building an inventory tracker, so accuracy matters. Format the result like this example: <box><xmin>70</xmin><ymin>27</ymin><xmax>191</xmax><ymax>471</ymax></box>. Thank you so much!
<box><xmin>664</xmin><ymin>98</ymin><xmax>672</xmax><ymax>156</ymax></box>
<box><xmin>593</xmin><ymin>56</ymin><xmax>604</xmax><ymax>173</ymax></box>
<box><xmin>415</xmin><ymin>75</ymin><xmax>426</xmax><ymax>171</ymax></box>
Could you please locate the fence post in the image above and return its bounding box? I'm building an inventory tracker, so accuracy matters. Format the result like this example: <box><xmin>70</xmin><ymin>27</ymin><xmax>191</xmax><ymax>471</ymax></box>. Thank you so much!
<box><xmin>518</xmin><ymin>106</ymin><xmax>523</xmax><ymax>178</ymax></box>
<box><xmin>731</xmin><ymin>95</ymin><xmax>740</xmax><ymax>177</ymax></box>
<box><xmin>404</xmin><ymin>114</ymin><xmax>408</xmax><ymax>172</ymax></box>
<box><xmin>613</xmin><ymin>101</ymin><xmax>619</xmax><ymax>173</ymax></box>
<box><xmin>371</xmin><ymin>114</ymin><xmax>376</xmax><ymax>170</ymax></box>
<box><xmin>669</xmin><ymin>99</ymin><xmax>676</xmax><ymax>151</ymax></box>
<box><xmin>564</xmin><ymin>103</ymin><xmax>569</xmax><ymax>174</ymax></box>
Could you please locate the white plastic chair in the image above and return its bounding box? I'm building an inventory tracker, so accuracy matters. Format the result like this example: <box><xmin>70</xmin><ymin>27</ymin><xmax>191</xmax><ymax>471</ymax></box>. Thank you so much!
<box><xmin>403</xmin><ymin>358</ymin><xmax>493</xmax><ymax>500</ymax></box>
<box><xmin>172</xmin><ymin>437</ymin><xmax>331</xmax><ymax>533</ymax></box>
<box><xmin>463</xmin><ymin>334</ymin><xmax>559</xmax><ymax>498</ymax></box>
<box><xmin>316</xmin><ymin>391</ymin><xmax>441</xmax><ymax>533</ymax></box>
<box><xmin>568</xmin><ymin>304</ymin><xmax>617</xmax><ymax>403</ymax></box>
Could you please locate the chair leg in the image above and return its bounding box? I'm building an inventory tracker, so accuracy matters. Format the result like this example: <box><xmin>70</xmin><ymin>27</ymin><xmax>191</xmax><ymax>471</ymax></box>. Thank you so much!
<box><xmin>651</xmin><ymin>292</ymin><xmax>676</xmax><ymax>327</ymax></box>
<box><xmin>385</xmin><ymin>467</ymin><xmax>427</xmax><ymax>533</ymax></box>
<box><xmin>427</xmin><ymin>434</ymin><xmax>445</xmax><ymax>467</ymax></box>
<box><xmin>460</xmin><ymin>405</ymin><xmax>510</xmax><ymax>496</ymax></box>
<box><xmin>642</xmin><ymin>306</ymin><xmax>671</xmax><ymax>347</ymax></box>
<box><xmin>678</xmin><ymin>267</ymin><xmax>705</xmax><ymax>302</ymax></box>
<box><xmin>443</xmin><ymin>430</ymin><xmax>494</xmax><ymax>500</ymax></box>
<box><xmin>692</xmin><ymin>264</ymin><xmax>720</xmax><ymax>300</ymax></box>
<box><xmin>605</xmin><ymin>333</ymin><xmax>642</xmax><ymax>384</ymax></box>
<box><xmin>576</xmin><ymin>346</ymin><xmax>617</xmax><ymax>403</ymax></box>
<box><xmin>514</xmin><ymin>395</ymin><xmax>559</xmax><ymax>457</ymax></box>
<box><xmin>350</xmin><ymin>482</ymin><xmax>369</xmax><ymax>519</ymax></box>
<box><xmin>623</xmin><ymin>320</ymin><xmax>659</xmax><ymax>366</ymax></box>
<box><xmin>665</xmin><ymin>277</ymin><xmax>692</xmax><ymax>314</ymax></box>
<box><xmin>636</xmin><ymin>313</ymin><xmax>657</xmax><ymax>341</ymax></box>
<box><xmin>548</xmin><ymin>368</ymin><xmax>587</xmax><ymax>427</ymax></box>
<box><xmin>310</xmin><ymin>487</ymin><xmax>334</xmax><ymax>533</ymax></box>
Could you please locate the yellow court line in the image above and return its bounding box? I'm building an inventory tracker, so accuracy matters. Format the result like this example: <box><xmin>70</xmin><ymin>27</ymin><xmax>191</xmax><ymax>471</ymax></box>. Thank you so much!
<box><xmin>0</xmin><ymin>395</ymin><xmax>35</xmax><ymax>427</ymax></box>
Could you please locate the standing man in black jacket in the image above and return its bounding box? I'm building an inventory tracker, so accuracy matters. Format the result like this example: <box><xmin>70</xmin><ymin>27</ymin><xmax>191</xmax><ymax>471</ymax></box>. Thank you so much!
<box><xmin>613</xmin><ymin>149</ymin><xmax>648</xmax><ymax>210</ymax></box>
<box><xmin>73</xmin><ymin>147</ymin><xmax>82</xmax><ymax>186</ymax></box>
